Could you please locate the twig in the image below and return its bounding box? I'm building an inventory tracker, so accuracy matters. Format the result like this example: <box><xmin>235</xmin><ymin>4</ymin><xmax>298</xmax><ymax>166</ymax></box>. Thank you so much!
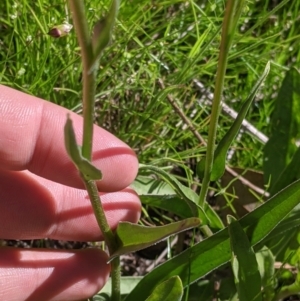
<box><xmin>225</xmin><ymin>166</ymin><xmax>269</xmax><ymax>197</ymax></box>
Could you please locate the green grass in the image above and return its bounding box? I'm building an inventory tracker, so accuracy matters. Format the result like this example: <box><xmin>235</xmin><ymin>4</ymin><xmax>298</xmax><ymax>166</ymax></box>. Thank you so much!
<box><xmin>0</xmin><ymin>0</ymin><xmax>298</xmax><ymax>225</ymax></box>
<box><xmin>2</xmin><ymin>0</ymin><xmax>299</xmax><ymax>175</ymax></box>
<box><xmin>0</xmin><ymin>0</ymin><xmax>299</xmax><ymax>209</ymax></box>
<box><xmin>2</xmin><ymin>1</ymin><xmax>300</xmax><ymax>300</ymax></box>
<box><xmin>0</xmin><ymin>0</ymin><xmax>300</xmax><ymax>218</ymax></box>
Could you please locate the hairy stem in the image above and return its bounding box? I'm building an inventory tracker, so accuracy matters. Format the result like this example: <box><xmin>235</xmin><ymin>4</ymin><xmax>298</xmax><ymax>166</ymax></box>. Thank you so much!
<box><xmin>111</xmin><ymin>257</ymin><xmax>121</xmax><ymax>301</ymax></box>
<box><xmin>81</xmin><ymin>177</ymin><xmax>117</xmax><ymax>252</ymax></box>
<box><xmin>68</xmin><ymin>1</ymin><xmax>121</xmax><ymax>300</ymax></box>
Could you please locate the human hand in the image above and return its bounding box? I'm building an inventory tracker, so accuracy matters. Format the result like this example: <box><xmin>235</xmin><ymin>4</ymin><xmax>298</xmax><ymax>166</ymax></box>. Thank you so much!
<box><xmin>0</xmin><ymin>85</ymin><xmax>141</xmax><ymax>301</ymax></box>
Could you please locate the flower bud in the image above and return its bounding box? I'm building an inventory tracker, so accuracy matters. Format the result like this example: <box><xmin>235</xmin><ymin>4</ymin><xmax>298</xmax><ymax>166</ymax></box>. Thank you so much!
<box><xmin>48</xmin><ymin>23</ymin><xmax>73</xmax><ymax>38</ymax></box>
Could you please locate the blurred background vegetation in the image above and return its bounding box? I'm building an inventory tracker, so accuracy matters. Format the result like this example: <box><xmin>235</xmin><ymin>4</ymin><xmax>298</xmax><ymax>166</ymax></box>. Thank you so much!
<box><xmin>0</xmin><ymin>0</ymin><xmax>299</xmax><ymax>210</ymax></box>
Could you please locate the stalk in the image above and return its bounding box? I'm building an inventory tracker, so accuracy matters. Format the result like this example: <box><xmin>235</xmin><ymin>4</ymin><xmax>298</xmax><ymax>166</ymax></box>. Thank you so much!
<box><xmin>198</xmin><ymin>0</ymin><xmax>245</xmax><ymax>206</ymax></box>
<box><xmin>68</xmin><ymin>1</ymin><xmax>121</xmax><ymax>300</ymax></box>
<box><xmin>68</xmin><ymin>0</ymin><xmax>95</xmax><ymax>160</ymax></box>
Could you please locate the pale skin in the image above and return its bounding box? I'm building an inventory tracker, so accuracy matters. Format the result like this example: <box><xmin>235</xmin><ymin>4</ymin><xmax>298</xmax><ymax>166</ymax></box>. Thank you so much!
<box><xmin>0</xmin><ymin>85</ymin><xmax>141</xmax><ymax>301</ymax></box>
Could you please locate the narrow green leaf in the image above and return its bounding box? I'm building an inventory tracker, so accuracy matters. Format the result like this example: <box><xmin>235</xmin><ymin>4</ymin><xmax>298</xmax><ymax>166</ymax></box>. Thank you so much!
<box><xmin>90</xmin><ymin>0</ymin><xmax>120</xmax><ymax>72</ymax></box>
<box><xmin>188</xmin><ymin>26</ymin><xmax>212</xmax><ymax>59</ymax></box>
<box><xmin>197</xmin><ymin>62</ymin><xmax>270</xmax><ymax>181</ymax></box>
<box><xmin>211</xmin><ymin>62</ymin><xmax>270</xmax><ymax>181</ymax></box>
<box><xmin>176</xmin><ymin>25</ymin><xmax>220</xmax><ymax>84</ymax></box>
<box><xmin>258</xmin><ymin>208</ymin><xmax>300</xmax><ymax>253</ymax></box>
<box><xmin>263</xmin><ymin>68</ymin><xmax>300</xmax><ymax>192</ymax></box>
<box><xmin>124</xmin><ymin>179</ymin><xmax>300</xmax><ymax>301</ymax></box>
<box><xmin>228</xmin><ymin>216</ymin><xmax>262</xmax><ymax>301</ymax></box>
<box><xmin>110</xmin><ymin>218</ymin><xmax>200</xmax><ymax>260</ymax></box>
<box><xmin>139</xmin><ymin>164</ymin><xmax>224</xmax><ymax>230</ymax></box>
<box><xmin>64</xmin><ymin>115</ymin><xmax>102</xmax><ymax>180</ymax></box>
<box><xmin>263</xmin><ymin>218</ymin><xmax>300</xmax><ymax>247</ymax></box>
<box><xmin>145</xmin><ymin>276</ymin><xmax>183</xmax><ymax>301</ymax></box>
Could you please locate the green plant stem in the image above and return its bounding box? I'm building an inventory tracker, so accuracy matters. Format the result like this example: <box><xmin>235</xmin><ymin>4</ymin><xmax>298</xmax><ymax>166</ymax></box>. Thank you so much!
<box><xmin>69</xmin><ymin>2</ymin><xmax>121</xmax><ymax>301</ymax></box>
<box><xmin>111</xmin><ymin>257</ymin><xmax>121</xmax><ymax>301</ymax></box>
<box><xmin>81</xmin><ymin>176</ymin><xmax>117</xmax><ymax>252</ymax></box>
<box><xmin>198</xmin><ymin>0</ymin><xmax>245</xmax><ymax>207</ymax></box>
<box><xmin>68</xmin><ymin>0</ymin><xmax>95</xmax><ymax>161</ymax></box>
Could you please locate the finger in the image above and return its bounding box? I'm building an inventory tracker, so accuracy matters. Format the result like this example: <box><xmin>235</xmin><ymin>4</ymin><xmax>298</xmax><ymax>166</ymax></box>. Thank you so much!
<box><xmin>0</xmin><ymin>170</ymin><xmax>141</xmax><ymax>241</ymax></box>
<box><xmin>0</xmin><ymin>85</ymin><xmax>138</xmax><ymax>192</ymax></box>
<box><xmin>0</xmin><ymin>247</ymin><xmax>110</xmax><ymax>301</ymax></box>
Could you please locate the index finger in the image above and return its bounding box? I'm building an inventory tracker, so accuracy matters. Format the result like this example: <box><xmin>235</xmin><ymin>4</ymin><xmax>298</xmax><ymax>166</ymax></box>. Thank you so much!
<box><xmin>0</xmin><ymin>85</ymin><xmax>138</xmax><ymax>192</ymax></box>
